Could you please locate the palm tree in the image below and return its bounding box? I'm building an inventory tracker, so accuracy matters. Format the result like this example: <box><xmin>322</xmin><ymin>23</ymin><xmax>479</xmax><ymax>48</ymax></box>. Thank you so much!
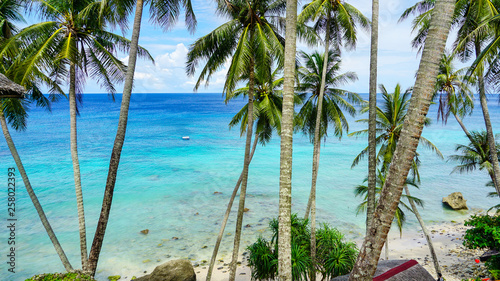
<box><xmin>448</xmin><ymin>130</ymin><xmax>500</xmax><ymax>184</ymax></box>
<box><xmin>88</xmin><ymin>0</ymin><xmax>196</xmax><ymax>276</ymax></box>
<box><xmin>206</xmin><ymin>66</ymin><xmax>293</xmax><ymax>280</ymax></box>
<box><xmin>435</xmin><ymin>52</ymin><xmax>474</xmax><ymax>139</ymax></box>
<box><xmin>350</xmin><ymin>84</ymin><xmax>442</xmax><ymax>175</ymax></box>
<box><xmin>3</xmin><ymin>0</ymin><xmax>153</xmax><ymax>271</ymax></box>
<box><xmin>348</xmin><ymin>0</ymin><xmax>454</xmax><ymax>278</ymax></box>
<box><xmin>297</xmin><ymin>50</ymin><xmax>361</xmax><ymax>211</ymax></box>
<box><xmin>298</xmin><ymin>4</ymin><xmax>367</xmax><ymax>275</ymax></box>
<box><xmin>400</xmin><ymin>0</ymin><xmax>500</xmax><ymax>198</ymax></box>
<box><xmin>279</xmin><ymin>0</ymin><xmax>299</xmax><ymax>278</ymax></box>
<box><xmin>367</xmin><ymin>0</ymin><xmax>380</xmax><ymax>236</ymax></box>
<box><xmin>296</xmin><ymin>49</ymin><xmax>361</xmax><ymax>280</ymax></box>
<box><xmin>0</xmin><ymin>1</ymin><xmax>72</xmax><ymax>271</ymax></box>
<box><xmin>187</xmin><ymin>1</ymin><xmax>285</xmax><ymax>279</ymax></box>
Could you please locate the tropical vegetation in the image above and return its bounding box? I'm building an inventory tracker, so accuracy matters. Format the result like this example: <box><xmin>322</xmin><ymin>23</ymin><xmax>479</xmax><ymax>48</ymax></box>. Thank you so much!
<box><xmin>247</xmin><ymin>214</ymin><xmax>358</xmax><ymax>280</ymax></box>
<box><xmin>0</xmin><ymin>0</ymin><xmax>495</xmax><ymax>280</ymax></box>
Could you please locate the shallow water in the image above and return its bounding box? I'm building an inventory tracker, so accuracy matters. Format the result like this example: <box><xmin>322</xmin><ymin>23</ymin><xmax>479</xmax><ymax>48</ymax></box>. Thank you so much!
<box><xmin>0</xmin><ymin>93</ymin><xmax>498</xmax><ymax>280</ymax></box>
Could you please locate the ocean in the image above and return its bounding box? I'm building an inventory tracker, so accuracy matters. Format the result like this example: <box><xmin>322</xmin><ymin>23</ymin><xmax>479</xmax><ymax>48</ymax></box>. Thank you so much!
<box><xmin>0</xmin><ymin>93</ymin><xmax>498</xmax><ymax>280</ymax></box>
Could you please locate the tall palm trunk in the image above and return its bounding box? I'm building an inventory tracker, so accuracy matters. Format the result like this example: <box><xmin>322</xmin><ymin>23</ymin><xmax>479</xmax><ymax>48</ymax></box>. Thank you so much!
<box><xmin>367</xmin><ymin>0</ymin><xmax>379</xmax><ymax>233</ymax></box>
<box><xmin>87</xmin><ymin>0</ymin><xmax>144</xmax><ymax>276</ymax></box>
<box><xmin>475</xmin><ymin>42</ymin><xmax>500</xmax><ymax>197</ymax></box>
<box><xmin>278</xmin><ymin>0</ymin><xmax>298</xmax><ymax>278</ymax></box>
<box><xmin>404</xmin><ymin>185</ymin><xmax>441</xmax><ymax>276</ymax></box>
<box><xmin>69</xmin><ymin>62</ymin><xmax>88</xmax><ymax>270</ymax></box>
<box><xmin>304</xmin><ymin>16</ymin><xmax>331</xmax><ymax>281</ymax></box>
<box><xmin>0</xmin><ymin>110</ymin><xmax>73</xmax><ymax>271</ymax></box>
<box><xmin>453</xmin><ymin>112</ymin><xmax>473</xmax><ymax>141</ymax></box>
<box><xmin>229</xmin><ymin>57</ymin><xmax>255</xmax><ymax>281</ymax></box>
<box><xmin>348</xmin><ymin>0</ymin><xmax>454</xmax><ymax>278</ymax></box>
<box><xmin>208</xmin><ymin>132</ymin><xmax>259</xmax><ymax>281</ymax></box>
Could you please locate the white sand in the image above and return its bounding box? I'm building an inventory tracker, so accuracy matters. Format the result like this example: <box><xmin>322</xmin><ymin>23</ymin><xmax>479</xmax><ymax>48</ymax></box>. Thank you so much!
<box><xmin>120</xmin><ymin>218</ymin><xmax>487</xmax><ymax>281</ymax></box>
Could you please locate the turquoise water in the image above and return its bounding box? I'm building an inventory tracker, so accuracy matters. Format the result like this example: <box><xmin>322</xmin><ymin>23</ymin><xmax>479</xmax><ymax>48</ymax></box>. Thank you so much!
<box><xmin>0</xmin><ymin>93</ymin><xmax>498</xmax><ymax>280</ymax></box>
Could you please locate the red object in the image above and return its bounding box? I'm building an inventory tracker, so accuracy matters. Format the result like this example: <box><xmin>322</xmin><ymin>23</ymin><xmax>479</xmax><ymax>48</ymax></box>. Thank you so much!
<box><xmin>475</xmin><ymin>258</ymin><xmax>481</xmax><ymax>263</ymax></box>
<box><xmin>373</xmin><ymin>260</ymin><xmax>418</xmax><ymax>281</ymax></box>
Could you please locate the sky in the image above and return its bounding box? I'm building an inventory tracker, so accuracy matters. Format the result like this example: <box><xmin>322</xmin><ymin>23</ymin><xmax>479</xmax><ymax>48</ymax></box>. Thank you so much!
<box><xmin>29</xmin><ymin>0</ymin><xmax>452</xmax><ymax>94</ymax></box>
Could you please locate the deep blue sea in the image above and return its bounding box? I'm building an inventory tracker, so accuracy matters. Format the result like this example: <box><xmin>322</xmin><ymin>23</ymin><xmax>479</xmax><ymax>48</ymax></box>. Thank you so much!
<box><xmin>0</xmin><ymin>93</ymin><xmax>498</xmax><ymax>280</ymax></box>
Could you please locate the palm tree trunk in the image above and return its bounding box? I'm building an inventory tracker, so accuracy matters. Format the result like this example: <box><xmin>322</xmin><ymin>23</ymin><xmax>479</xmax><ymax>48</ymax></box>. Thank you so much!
<box><xmin>404</xmin><ymin>185</ymin><xmax>442</xmax><ymax>276</ymax></box>
<box><xmin>475</xmin><ymin>42</ymin><xmax>500</xmax><ymax>197</ymax></box>
<box><xmin>304</xmin><ymin>16</ymin><xmax>331</xmax><ymax>281</ymax></box>
<box><xmin>367</xmin><ymin>0</ymin><xmax>379</xmax><ymax>234</ymax></box>
<box><xmin>229</xmin><ymin>57</ymin><xmax>255</xmax><ymax>281</ymax></box>
<box><xmin>348</xmin><ymin>0</ymin><xmax>454</xmax><ymax>278</ymax></box>
<box><xmin>278</xmin><ymin>0</ymin><xmax>298</xmax><ymax>278</ymax></box>
<box><xmin>69</xmin><ymin>62</ymin><xmax>88</xmax><ymax>270</ymax></box>
<box><xmin>0</xmin><ymin>110</ymin><xmax>73</xmax><ymax>271</ymax></box>
<box><xmin>207</xmin><ymin>132</ymin><xmax>259</xmax><ymax>281</ymax></box>
<box><xmin>453</xmin><ymin>112</ymin><xmax>473</xmax><ymax>142</ymax></box>
<box><xmin>87</xmin><ymin>0</ymin><xmax>144</xmax><ymax>276</ymax></box>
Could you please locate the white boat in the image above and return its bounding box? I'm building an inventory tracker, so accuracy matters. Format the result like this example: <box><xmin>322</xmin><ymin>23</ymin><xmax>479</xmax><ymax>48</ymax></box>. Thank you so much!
<box><xmin>182</xmin><ymin>136</ymin><xmax>190</xmax><ymax>140</ymax></box>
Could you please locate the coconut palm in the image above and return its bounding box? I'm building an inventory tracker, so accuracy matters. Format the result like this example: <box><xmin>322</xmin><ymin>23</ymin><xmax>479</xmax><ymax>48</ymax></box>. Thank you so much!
<box><xmin>434</xmin><ymin>52</ymin><xmax>474</xmax><ymax>139</ymax></box>
<box><xmin>279</xmin><ymin>0</ymin><xmax>299</xmax><ymax>277</ymax></box>
<box><xmin>88</xmin><ymin>0</ymin><xmax>195</xmax><ymax>276</ymax></box>
<box><xmin>348</xmin><ymin>0</ymin><xmax>454</xmax><ymax>277</ymax></box>
<box><xmin>367</xmin><ymin>0</ymin><xmax>380</xmax><ymax>235</ymax></box>
<box><xmin>297</xmin><ymin>49</ymin><xmax>361</xmax><ymax>213</ymax></box>
<box><xmin>206</xmin><ymin>66</ymin><xmax>296</xmax><ymax>280</ymax></box>
<box><xmin>187</xmin><ymin>0</ymin><xmax>284</xmax><ymax>279</ymax></box>
<box><xmin>297</xmin><ymin>49</ymin><xmax>361</xmax><ymax>280</ymax></box>
<box><xmin>449</xmin><ymin>130</ymin><xmax>500</xmax><ymax>183</ymax></box>
<box><xmin>350</xmin><ymin>84</ymin><xmax>442</xmax><ymax>176</ymax></box>
<box><xmin>400</xmin><ymin>0</ymin><xmax>500</xmax><ymax>198</ymax></box>
<box><xmin>298</xmin><ymin>3</ymin><xmax>367</xmax><ymax>275</ymax></box>
<box><xmin>0</xmin><ymin>0</ymin><xmax>72</xmax><ymax>271</ymax></box>
<box><xmin>2</xmin><ymin>0</ymin><xmax>153</xmax><ymax>271</ymax></box>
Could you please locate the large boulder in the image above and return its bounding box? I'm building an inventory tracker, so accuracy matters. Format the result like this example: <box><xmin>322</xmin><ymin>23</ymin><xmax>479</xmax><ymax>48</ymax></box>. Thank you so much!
<box><xmin>442</xmin><ymin>192</ymin><xmax>468</xmax><ymax>210</ymax></box>
<box><xmin>135</xmin><ymin>259</ymin><xmax>196</xmax><ymax>281</ymax></box>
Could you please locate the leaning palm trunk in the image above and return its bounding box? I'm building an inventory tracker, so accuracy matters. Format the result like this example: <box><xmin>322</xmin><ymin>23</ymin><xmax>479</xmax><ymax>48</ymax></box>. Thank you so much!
<box><xmin>0</xmin><ymin>111</ymin><xmax>73</xmax><ymax>271</ymax></box>
<box><xmin>69</xmin><ymin>62</ymin><xmax>88</xmax><ymax>270</ymax></box>
<box><xmin>348</xmin><ymin>0</ymin><xmax>454</xmax><ymax>278</ymax></box>
<box><xmin>229</xmin><ymin>58</ymin><xmax>255</xmax><ymax>281</ymax></box>
<box><xmin>304</xmin><ymin>16</ymin><xmax>331</xmax><ymax>281</ymax></box>
<box><xmin>404</xmin><ymin>185</ymin><xmax>442</xmax><ymax>276</ymax></box>
<box><xmin>278</xmin><ymin>0</ymin><xmax>298</xmax><ymax>278</ymax></box>
<box><xmin>453</xmin><ymin>112</ymin><xmax>473</xmax><ymax>142</ymax></box>
<box><xmin>207</xmin><ymin>132</ymin><xmax>259</xmax><ymax>281</ymax></box>
<box><xmin>366</xmin><ymin>0</ymin><xmax>379</xmax><ymax>233</ymax></box>
<box><xmin>474</xmin><ymin>43</ymin><xmax>500</xmax><ymax>196</ymax></box>
<box><xmin>87</xmin><ymin>0</ymin><xmax>144</xmax><ymax>276</ymax></box>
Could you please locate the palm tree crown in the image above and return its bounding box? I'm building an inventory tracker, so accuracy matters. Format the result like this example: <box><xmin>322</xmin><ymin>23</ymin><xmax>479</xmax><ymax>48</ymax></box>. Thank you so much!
<box><xmin>297</xmin><ymin>50</ymin><xmax>361</xmax><ymax>140</ymax></box>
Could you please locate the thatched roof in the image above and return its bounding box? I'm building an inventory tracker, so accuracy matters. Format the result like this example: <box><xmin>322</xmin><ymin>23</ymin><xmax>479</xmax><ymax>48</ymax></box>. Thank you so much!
<box><xmin>0</xmin><ymin>73</ymin><xmax>25</xmax><ymax>98</ymax></box>
<box><xmin>331</xmin><ymin>259</ymin><xmax>435</xmax><ymax>281</ymax></box>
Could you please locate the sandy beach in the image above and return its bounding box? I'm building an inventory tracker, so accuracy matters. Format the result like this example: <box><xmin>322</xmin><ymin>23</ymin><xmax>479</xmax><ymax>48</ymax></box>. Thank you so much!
<box><xmin>186</xmin><ymin>218</ymin><xmax>488</xmax><ymax>281</ymax></box>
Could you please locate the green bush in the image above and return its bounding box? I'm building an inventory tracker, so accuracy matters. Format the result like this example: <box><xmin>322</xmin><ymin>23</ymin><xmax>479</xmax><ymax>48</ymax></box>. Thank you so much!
<box><xmin>25</xmin><ymin>272</ymin><xmax>95</xmax><ymax>281</ymax></box>
<box><xmin>464</xmin><ymin>214</ymin><xmax>500</xmax><ymax>273</ymax></box>
<box><xmin>247</xmin><ymin>214</ymin><xmax>358</xmax><ymax>280</ymax></box>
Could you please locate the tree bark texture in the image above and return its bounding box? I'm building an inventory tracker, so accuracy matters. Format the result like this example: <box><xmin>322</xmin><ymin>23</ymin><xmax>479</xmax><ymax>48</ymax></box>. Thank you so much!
<box><xmin>69</xmin><ymin>62</ymin><xmax>88</xmax><ymax>270</ymax></box>
<box><xmin>367</xmin><ymin>0</ymin><xmax>379</xmax><ymax>234</ymax></box>
<box><xmin>348</xmin><ymin>0</ymin><xmax>454</xmax><ymax>278</ymax></box>
<box><xmin>278</xmin><ymin>0</ymin><xmax>298</xmax><ymax>278</ymax></box>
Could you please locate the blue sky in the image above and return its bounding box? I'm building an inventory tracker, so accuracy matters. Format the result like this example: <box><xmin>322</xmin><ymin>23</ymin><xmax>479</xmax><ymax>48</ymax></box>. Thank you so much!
<box><xmin>30</xmin><ymin>0</ymin><xmax>454</xmax><ymax>94</ymax></box>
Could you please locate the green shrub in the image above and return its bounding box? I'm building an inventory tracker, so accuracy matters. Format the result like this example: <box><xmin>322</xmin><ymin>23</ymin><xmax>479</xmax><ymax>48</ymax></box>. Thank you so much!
<box><xmin>463</xmin><ymin>214</ymin><xmax>500</xmax><ymax>251</ymax></box>
<box><xmin>247</xmin><ymin>214</ymin><xmax>358</xmax><ymax>280</ymax></box>
<box><xmin>464</xmin><ymin>214</ymin><xmax>500</xmax><ymax>272</ymax></box>
<box><xmin>25</xmin><ymin>272</ymin><xmax>95</xmax><ymax>281</ymax></box>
